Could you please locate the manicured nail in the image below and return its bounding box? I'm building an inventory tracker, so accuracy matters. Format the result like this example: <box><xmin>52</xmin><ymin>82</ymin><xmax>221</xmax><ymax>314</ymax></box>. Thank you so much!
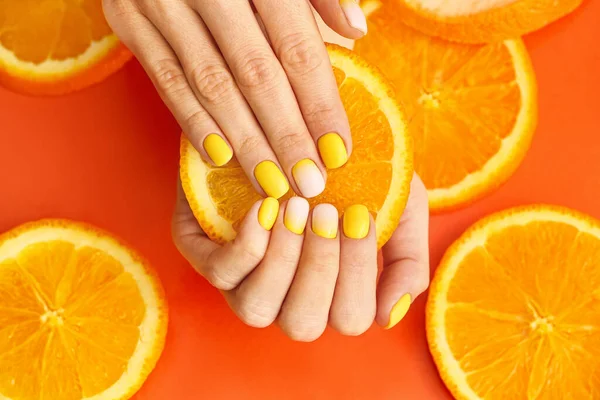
<box><xmin>340</xmin><ymin>0</ymin><xmax>368</xmax><ymax>35</ymax></box>
<box><xmin>284</xmin><ymin>197</ymin><xmax>309</xmax><ymax>235</ymax></box>
<box><xmin>312</xmin><ymin>204</ymin><xmax>338</xmax><ymax>239</ymax></box>
<box><xmin>318</xmin><ymin>133</ymin><xmax>348</xmax><ymax>169</ymax></box>
<box><xmin>203</xmin><ymin>134</ymin><xmax>233</xmax><ymax>167</ymax></box>
<box><xmin>384</xmin><ymin>294</ymin><xmax>412</xmax><ymax>329</ymax></box>
<box><xmin>258</xmin><ymin>198</ymin><xmax>279</xmax><ymax>231</ymax></box>
<box><xmin>292</xmin><ymin>159</ymin><xmax>326</xmax><ymax>198</ymax></box>
<box><xmin>254</xmin><ymin>161</ymin><xmax>290</xmax><ymax>199</ymax></box>
<box><xmin>343</xmin><ymin>204</ymin><xmax>369</xmax><ymax>239</ymax></box>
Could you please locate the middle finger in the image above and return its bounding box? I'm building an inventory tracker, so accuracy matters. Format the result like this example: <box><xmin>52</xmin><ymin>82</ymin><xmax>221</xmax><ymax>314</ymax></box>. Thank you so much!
<box><xmin>195</xmin><ymin>0</ymin><xmax>328</xmax><ymax>198</ymax></box>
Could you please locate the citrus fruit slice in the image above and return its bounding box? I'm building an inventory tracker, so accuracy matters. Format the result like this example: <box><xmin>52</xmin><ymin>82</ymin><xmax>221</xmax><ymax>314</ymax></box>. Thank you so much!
<box><xmin>427</xmin><ymin>205</ymin><xmax>600</xmax><ymax>399</ymax></box>
<box><xmin>0</xmin><ymin>0</ymin><xmax>132</xmax><ymax>96</ymax></box>
<box><xmin>180</xmin><ymin>44</ymin><xmax>413</xmax><ymax>249</ymax></box>
<box><xmin>354</xmin><ymin>1</ymin><xmax>537</xmax><ymax>212</ymax></box>
<box><xmin>0</xmin><ymin>220</ymin><xmax>168</xmax><ymax>400</ymax></box>
<box><xmin>391</xmin><ymin>0</ymin><xmax>583</xmax><ymax>43</ymax></box>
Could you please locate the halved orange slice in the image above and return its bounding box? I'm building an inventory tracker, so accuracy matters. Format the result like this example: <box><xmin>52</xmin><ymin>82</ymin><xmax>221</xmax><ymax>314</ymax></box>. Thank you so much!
<box><xmin>427</xmin><ymin>205</ymin><xmax>600</xmax><ymax>399</ymax></box>
<box><xmin>0</xmin><ymin>0</ymin><xmax>132</xmax><ymax>95</ymax></box>
<box><xmin>180</xmin><ymin>44</ymin><xmax>413</xmax><ymax>249</ymax></box>
<box><xmin>392</xmin><ymin>0</ymin><xmax>584</xmax><ymax>43</ymax></box>
<box><xmin>0</xmin><ymin>220</ymin><xmax>168</xmax><ymax>399</ymax></box>
<box><xmin>355</xmin><ymin>0</ymin><xmax>537</xmax><ymax>212</ymax></box>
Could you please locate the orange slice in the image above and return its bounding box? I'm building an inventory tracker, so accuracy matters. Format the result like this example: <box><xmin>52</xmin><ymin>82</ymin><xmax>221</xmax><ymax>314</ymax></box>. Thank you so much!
<box><xmin>180</xmin><ymin>44</ymin><xmax>413</xmax><ymax>249</ymax></box>
<box><xmin>0</xmin><ymin>220</ymin><xmax>168</xmax><ymax>400</ymax></box>
<box><xmin>0</xmin><ymin>0</ymin><xmax>132</xmax><ymax>95</ymax></box>
<box><xmin>391</xmin><ymin>0</ymin><xmax>584</xmax><ymax>43</ymax></box>
<box><xmin>354</xmin><ymin>0</ymin><xmax>537</xmax><ymax>212</ymax></box>
<box><xmin>427</xmin><ymin>205</ymin><xmax>600</xmax><ymax>399</ymax></box>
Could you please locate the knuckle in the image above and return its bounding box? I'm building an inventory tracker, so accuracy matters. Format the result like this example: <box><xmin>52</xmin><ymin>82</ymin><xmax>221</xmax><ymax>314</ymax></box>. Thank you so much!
<box><xmin>273</xmin><ymin>131</ymin><xmax>307</xmax><ymax>154</ymax></box>
<box><xmin>233</xmin><ymin>241</ymin><xmax>264</xmax><ymax>268</ymax></box>
<box><xmin>342</xmin><ymin>254</ymin><xmax>372</xmax><ymax>277</ymax></box>
<box><xmin>235</xmin><ymin>135</ymin><xmax>263</xmax><ymax>158</ymax></box>
<box><xmin>152</xmin><ymin>58</ymin><xmax>189</xmax><ymax>98</ymax></box>
<box><xmin>236</xmin><ymin>51</ymin><xmax>279</xmax><ymax>91</ymax></box>
<box><xmin>205</xmin><ymin>266</ymin><xmax>237</xmax><ymax>291</ymax></box>
<box><xmin>330</xmin><ymin>306</ymin><xmax>374</xmax><ymax>336</ymax></box>
<box><xmin>306</xmin><ymin>252</ymin><xmax>339</xmax><ymax>275</ymax></box>
<box><xmin>182</xmin><ymin>110</ymin><xmax>209</xmax><ymax>133</ymax></box>
<box><xmin>277</xmin><ymin>33</ymin><xmax>322</xmax><ymax>76</ymax></box>
<box><xmin>190</xmin><ymin>64</ymin><xmax>235</xmax><ymax>106</ymax></box>
<box><xmin>302</xmin><ymin>100</ymin><xmax>337</xmax><ymax>128</ymax></box>
<box><xmin>280</xmin><ymin>321</ymin><xmax>324</xmax><ymax>342</ymax></box>
<box><xmin>235</xmin><ymin>296</ymin><xmax>278</xmax><ymax>328</ymax></box>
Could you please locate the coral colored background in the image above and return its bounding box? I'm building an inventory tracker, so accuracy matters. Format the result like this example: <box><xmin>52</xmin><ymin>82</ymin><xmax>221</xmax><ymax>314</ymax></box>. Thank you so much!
<box><xmin>1</xmin><ymin>2</ymin><xmax>599</xmax><ymax>399</ymax></box>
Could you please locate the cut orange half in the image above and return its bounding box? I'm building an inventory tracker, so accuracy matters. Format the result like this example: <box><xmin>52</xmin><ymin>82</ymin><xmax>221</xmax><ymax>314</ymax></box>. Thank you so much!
<box><xmin>181</xmin><ymin>44</ymin><xmax>413</xmax><ymax>249</ymax></box>
<box><xmin>427</xmin><ymin>205</ymin><xmax>600</xmax><ymax>399</ymax></box>
<box><xmin>355</xmin><ymin>0</ymin><xmax>537</xmax><ymax>212</ymax></box>
<box><xmin>0</xmin><ymin>220</ymin><xmax>168</xmax><ymax>400</ymax></box>
<box><xmin>392</xmin><ymin>0</ymin><xmax>584</xmax><ymax>43</ymax></box>
<box><xmin>0</xmin><ymin>0</ymin><xmax>132</xmax><ymax>96</ymax></box>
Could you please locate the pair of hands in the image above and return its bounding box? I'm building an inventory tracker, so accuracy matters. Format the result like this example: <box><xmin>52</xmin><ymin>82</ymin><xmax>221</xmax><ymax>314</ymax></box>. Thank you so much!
<box><xmin>104</xmin><ymin>0</ymin><xmax>430</xmax><ymax>339</ymax></box>
<box><xmin>172</xmin><ymin>174</ymin><xmax>429</xmax><ymax>340</ymax></box>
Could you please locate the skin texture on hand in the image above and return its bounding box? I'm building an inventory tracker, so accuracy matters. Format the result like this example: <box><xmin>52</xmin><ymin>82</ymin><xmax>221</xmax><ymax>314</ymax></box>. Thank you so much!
<box><xmin>172</xmin><ymin>173</ymin><xmax>430</xmax><ymax>340</ymax></box>
<box><xmin>103</xmin><ymin>0</ymin><xmax>368</xmax><ymax>200</ymax></box>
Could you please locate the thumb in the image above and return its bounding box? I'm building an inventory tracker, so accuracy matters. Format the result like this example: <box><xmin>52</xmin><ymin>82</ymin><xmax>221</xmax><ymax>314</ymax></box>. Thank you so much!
<box><xmin>311</xmin><ymin>0</ymin><xmax>368</xmax><ymax>39</ymax></box>
<box><xmin>376</xmin><ymin>174</ymin><xmax>430</xmax><ymax>329</ymax></box>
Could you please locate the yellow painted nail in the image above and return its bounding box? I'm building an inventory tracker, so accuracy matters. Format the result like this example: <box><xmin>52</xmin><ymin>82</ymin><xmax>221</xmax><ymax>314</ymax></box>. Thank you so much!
<box><xmin>342</xmin><ymin>204</ymin><xmax>369</xmax><ymax>239</ymax></box>
<box><xmin>203</xmin><ymin>134</ymin><xmax>232</xmax><ymax>167</ymax></box>
<box><xmin>258</xmin><ymin>197</ymin><xmax>279</xmax><ymax>231</ymax></box>
<box><xmin>254</xmin><ymin>161</ymin><xmax>290</xmax><ymax>199</ymax></box>
<box><xmin>312</xmin><ymin>204</ymin><xmax>338</xmax><ymax>239</ymax></box>
<box><xmin>284</xmin><ymin>197</ymin><xmax>309</xmax><ymax>235</ymax></box>
<box><xmin>384</xmin><ymin>294</ymin><xmax>412</xmax><ymax>329</ymax></box>
<box><xmin>318</xmin><ymin>133</ymin><xmax>348</xmax><ymax>169</ymax></box>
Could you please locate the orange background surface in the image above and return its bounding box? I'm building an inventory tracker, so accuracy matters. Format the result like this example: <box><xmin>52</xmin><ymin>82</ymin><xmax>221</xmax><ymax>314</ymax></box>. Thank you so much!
<box><xmin>1</xmin><ymin>2</ymin><xmax>599</xmax><ymax>399</ymax></box>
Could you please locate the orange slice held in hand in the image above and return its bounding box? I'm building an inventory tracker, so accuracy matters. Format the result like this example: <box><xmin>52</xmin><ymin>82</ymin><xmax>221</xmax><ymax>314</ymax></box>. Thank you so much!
<box><xmin>427</xmin><ymin>205</ymin><xmax>600</xmax><ymax>399</ymax></box>
<box><xmin>391</xmin><ymin>0</ymin><xmax>584</xmax><ymax>43</ymax></box>
<box><xmin>354</xmin><ymin>0</ymin><xmax>537</xmax><ymax>212</ymax></box>
<box><xmin>0</xmin><ymin>0</ymin><xmax>132</xmax><ymax>95</ymax></box>
<box><xmin>0</xmin><ymin>220</ymin><xmax>168</xmax><ymax>400</ymax></box>
<box><xmin>181</xmin><ymin>44</ymin><xmax>414</xmax><ymax>249</ymax></box>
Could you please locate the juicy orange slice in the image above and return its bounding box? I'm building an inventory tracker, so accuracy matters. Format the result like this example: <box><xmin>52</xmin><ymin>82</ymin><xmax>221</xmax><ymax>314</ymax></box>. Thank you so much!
<box><xmin>354</xmin><ymin>0</ymin><xmax>537</xmax><ymax>212</ymax></box>
<box><xmin>180</xmin><ymin>44</ymin><xmax>413</xmax><ymax>249</ymax></box>
<box><xmin>0</xmin><ymin>220</ymin><xmax>168</xmax><ymax>400</ymax></box>
<box><xmin>0</xmin><ymin>0</ymin><xmax>132</xmax><ymax>95</ymax></box>
<box><xmin>392</xmin><ymin>0</ymin><xmax>583</xmax><ymax>43</ymax></box>
<box><xmin>427</xmin><ymin>205</ymin><xmax>600</xmax><ymax>399</ymax></box>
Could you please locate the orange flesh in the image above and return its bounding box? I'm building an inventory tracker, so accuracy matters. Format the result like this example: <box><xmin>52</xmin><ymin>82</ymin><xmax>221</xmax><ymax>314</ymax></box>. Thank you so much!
<box><xmin>206</xmin><ymin>67</ymin><xmax>395</xmax><ymax>229</ymax></box>
<box><xmin>354</xmin><ymin>4</ymin><xmax>521</xmax><ymax>191</ymax></box>
<box><xmin>444</xmin><ymin>221</ymin><xmax>600</xmax><ymax>398</ymax></box>
<box><xmin>0</xmin><ymin>240</ymin><xmax>145</xmax><ymax>399</ymax></box>
<box><xmin>0</xmin><ymin>0</ymin><xmax>112</xmax><ymax>63</ymax></box>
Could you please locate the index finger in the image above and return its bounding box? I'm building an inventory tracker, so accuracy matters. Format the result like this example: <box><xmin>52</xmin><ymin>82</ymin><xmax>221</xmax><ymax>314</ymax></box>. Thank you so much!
<box><xmin>255</xmin><ymin>0</ymin><xmax>353</xmax><ymax>169</ymax></box>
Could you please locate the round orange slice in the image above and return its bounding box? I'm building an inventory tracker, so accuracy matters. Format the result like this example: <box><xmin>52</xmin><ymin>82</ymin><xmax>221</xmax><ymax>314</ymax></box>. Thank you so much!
<box><xmin>391</xmin><ymin>0</ymin><xmax>584</xmax><ymax>43</ymax></box>
<box><xmin>0</xmin><ymin>219</ymin><xmax>168</xmax><ymax>400</ymax></box>
<box><xmin>0</xmin><ymin>0</ymin><xmax>132</xmax><ymax>96</ymax></box>
<box><xmin>354</xmin><ymin>1</ymin><xmax>537</xmax><ymax>212</ymax></box>
<box><xmin>180</xmin><ymin>44</ymin><xmax>413</xmax><ymax>249</ymax></box>
<box><xmin>427</xmin><ymin>205</ymin><xmax>600</xmax><ymax>399</ymax></box>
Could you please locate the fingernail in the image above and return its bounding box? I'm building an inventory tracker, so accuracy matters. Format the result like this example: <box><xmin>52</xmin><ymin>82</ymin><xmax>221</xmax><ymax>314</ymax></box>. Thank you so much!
<box><xmin>318</xmin><ymin>133</ymin><xmax>348</xmax><ymax>169</ymax></box>
<box><xmin>203</xmin><ymin>134</ymin><xmax>233</xmax><ymax>167</ymax></box>
<box><xmin>312</xmin><ymin>204</ymin><xmax>338</xmax><ymax>239</ymax></box>
<box><xmin>340</xmin><ymin>0</ymin><xmax>368</xmax><ymax>35</ymax></box>
<box><xmin>384</xmin><ymin>294</ymin><xmax>412</xmax><ymax>329</ymax></box>
<box><xmin>254</xmin><ymin>161</ymin><xmax>290</xmax><ymax>199</ymax></box>
<box><xmin>284</xmin><ymin>197</ymin><xmax>309</xmax><ymax>235</ymax></box>
<box><xmin>292</xmin><ymin>159</ymin><xmax>326</xmax><ymax>198</ymax></box>
<box><xmin>342</xmin><ymin>204</ymin><xmax>369</xmax><ymax>239</ymax></box>
<box><xmin>258</xmin><ymin>197</ymin><xmax>279</xmax><ymax>231</ymax></box>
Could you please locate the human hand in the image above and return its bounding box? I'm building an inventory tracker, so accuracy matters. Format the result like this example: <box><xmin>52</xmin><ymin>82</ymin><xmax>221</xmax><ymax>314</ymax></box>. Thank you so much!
<box><xmin>172</xmin><ymin>173</ymin><xmax>429</xmax><ymax>340</ymax></box>
<box><xmin>104</xmin><ymin>0</ymin><xmax>368</xmax><ymax>199</ymax></box>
